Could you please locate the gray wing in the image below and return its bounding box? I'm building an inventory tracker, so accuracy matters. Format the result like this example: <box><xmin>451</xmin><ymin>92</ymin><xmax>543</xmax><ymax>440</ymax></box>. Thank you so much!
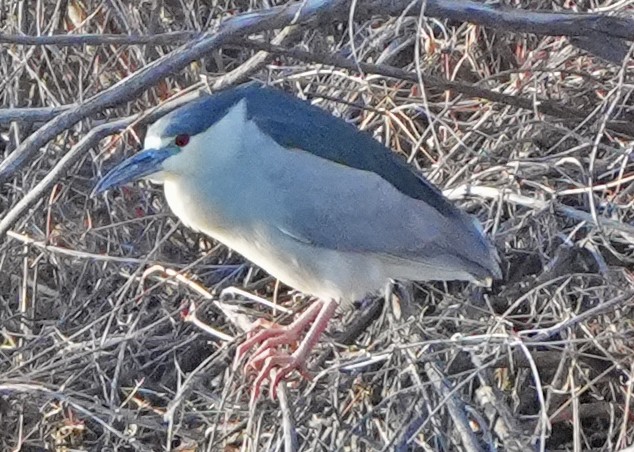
<box><xmin>279</xmin><ymin>172</ymin><xmax>443</xmax><ymax>256</ymax></box>
<box><xmin>270</xmin><ymin>153</ymin><xmax>497</xmax><ymax>279</ymax></box>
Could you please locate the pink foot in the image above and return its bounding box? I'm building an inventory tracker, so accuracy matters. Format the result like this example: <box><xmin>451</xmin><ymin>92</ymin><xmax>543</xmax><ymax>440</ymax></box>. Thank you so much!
<box><xmin>234</xmin><ymin>299</ymin><xmax>338</xmax><ymax>400</ymax></box>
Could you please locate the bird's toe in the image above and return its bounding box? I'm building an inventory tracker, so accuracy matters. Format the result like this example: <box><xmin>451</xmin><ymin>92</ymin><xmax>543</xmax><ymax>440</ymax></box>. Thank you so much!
<box><xmin>251</xmin><ymin>352</ymin><xmax>311</xmax><ymax>401</ymax></box>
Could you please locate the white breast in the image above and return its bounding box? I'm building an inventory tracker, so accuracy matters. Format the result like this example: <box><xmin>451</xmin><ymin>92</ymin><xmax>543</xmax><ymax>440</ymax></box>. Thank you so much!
<box><xmin>163</xmin><ymin>176</ymin><xmax>387</xmax><ymax>304</ymax></box>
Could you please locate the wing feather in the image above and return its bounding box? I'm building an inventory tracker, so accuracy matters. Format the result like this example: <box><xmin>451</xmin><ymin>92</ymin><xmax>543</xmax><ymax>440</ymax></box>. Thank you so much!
<box><xmin>266</xmin><ymin>148</ymin><xmax>495</xmax><ymax>279</ymax></box>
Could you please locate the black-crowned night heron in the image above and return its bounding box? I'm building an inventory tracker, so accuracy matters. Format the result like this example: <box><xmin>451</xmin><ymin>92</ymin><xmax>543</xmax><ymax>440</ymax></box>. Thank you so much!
<box><xmin>94</xmin><ymin>83</ymin><xmax>501</xmax><ymax>398</ymax></box>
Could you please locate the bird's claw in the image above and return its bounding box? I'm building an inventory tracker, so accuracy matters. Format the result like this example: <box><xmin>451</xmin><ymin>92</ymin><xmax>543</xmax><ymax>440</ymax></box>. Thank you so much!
<box><xmin>250</xmin><ymin>351</ymin><xmax>312</xmax><ymax>400</ymax></box>
<box><xmin>234</xmin><ymin>322</ymin><xmax>312</xmax><ymax>400</ymax></box>
<box><xmin>234</xmin><ymin>324</ymin><xmax>299</xmax><ymax>368</ymax></box>
<box><xmin>233</xmin><ymin>300</ymin><xmax>335</xmax><ymax>400</ymax></box>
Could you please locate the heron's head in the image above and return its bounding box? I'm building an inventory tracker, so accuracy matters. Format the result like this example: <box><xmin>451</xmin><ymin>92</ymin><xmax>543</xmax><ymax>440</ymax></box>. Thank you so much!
<box><xmin>93</xmin><ymin>87</ymin><xmax>252</xmax><ymax>196</ymax></box>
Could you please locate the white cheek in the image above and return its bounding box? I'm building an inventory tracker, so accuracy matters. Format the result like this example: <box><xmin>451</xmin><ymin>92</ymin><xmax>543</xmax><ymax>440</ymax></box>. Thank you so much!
<box><xmin>144</xmin><ymin>134</ymin><xmax>169</xmax><ymax>149</ymax></box>
<box><xmin>162</xmin><ymin>100</ymin><xmax>249</xmax><ymax>175</ymax></box>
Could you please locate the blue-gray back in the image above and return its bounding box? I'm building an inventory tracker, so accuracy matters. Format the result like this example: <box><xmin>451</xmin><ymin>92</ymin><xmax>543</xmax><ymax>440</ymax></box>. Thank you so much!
<box><xmin>151</xmin><ymin>83</ymin><xmax>460</xmax><ymax>219</ymax></box>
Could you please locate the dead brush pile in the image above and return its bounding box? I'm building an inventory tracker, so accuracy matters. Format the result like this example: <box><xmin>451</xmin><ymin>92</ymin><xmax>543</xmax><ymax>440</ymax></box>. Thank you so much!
<box><xmin>1</xmin><ymin>0</ymin><xmax>634</xmax><ymax>450</ymax></box>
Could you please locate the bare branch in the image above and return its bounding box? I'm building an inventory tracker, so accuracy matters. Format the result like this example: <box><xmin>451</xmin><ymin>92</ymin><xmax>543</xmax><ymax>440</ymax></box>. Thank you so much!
<box><xmin>236</xmin><ymin>38</ymin><xmax>634</xmax><ymax>137</ymax></box>
<box><xmin>0</xmin><ymin>31</ymin><xmax>200</xmax><ymax>46</ymax></box>
<box><xmin>1</xmin><ymin>0</ymin><xmax>632</xmax><ymax>55</ymax></box>
<box><xmin>0</xmin><ymin>106</ymin><xmax>71</xmax><ymax>124</ymax></box>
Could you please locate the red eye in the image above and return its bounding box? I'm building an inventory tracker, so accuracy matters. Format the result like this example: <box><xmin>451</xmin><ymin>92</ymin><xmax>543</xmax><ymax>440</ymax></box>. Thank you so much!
<box><xmin>175</xmin><ymin>134</ymin><xmax>190</xmax><ymax>147</ymax></box>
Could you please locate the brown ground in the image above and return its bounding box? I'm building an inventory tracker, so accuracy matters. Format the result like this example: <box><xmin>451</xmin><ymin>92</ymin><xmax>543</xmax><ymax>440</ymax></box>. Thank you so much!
<box><xmin>1</xmin><ymin>1</ymin><xmax>634</xmax><ymax>451</ymax></box>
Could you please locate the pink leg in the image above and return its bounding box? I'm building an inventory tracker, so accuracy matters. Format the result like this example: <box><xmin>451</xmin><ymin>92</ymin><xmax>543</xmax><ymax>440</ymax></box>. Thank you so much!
<box><xmin>234</xmin><ymin>299</ymin><xmax>338</xmax><ymax>400</ymax></box>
